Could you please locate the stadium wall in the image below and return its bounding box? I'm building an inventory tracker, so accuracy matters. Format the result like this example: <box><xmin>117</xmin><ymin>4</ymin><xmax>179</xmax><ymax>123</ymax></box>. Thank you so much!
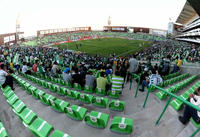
<box><xmin>37</xmin><ymin>27</ymin><xmax>91</xmax><ymax>37</ymax></box>
<box><xmin>0</xmin><ymin>32</ymin><xmax>24</xmax><ymax>46</ymax></box>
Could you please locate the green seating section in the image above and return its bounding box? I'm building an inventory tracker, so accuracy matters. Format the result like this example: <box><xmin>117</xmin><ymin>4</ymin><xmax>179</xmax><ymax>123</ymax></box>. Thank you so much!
<box><xmin>170</xmin><ymin>81</ymin><xmax>200</xmax><ymax>111</ymax></box>
<box><xmin>1</xmin><ymin>83</ymin><xmax>70</xmax><ymax>137</ymax></box>
<box><xmin>30</xmin><ymin>72</ymin><xmax>114</xmax><ymax>98</ymax></box>
<box><xmin>0</xmin><ymin>121</ymin><xmax>9</xmax><ymax>137</ymax></box>
<box><xmin>155</xmin><ymin>75</ymin><xmax>198</xmax><ymax>100</ymax></box>
<box><xmin>13</xmin><ymin>74</ymin><xmax>133</xmax><ymax>134</ymax></box>
<box><xmin>163</xmin><ymin>71</ymin><xmax>180</xmax><ymax>80</ymax></box>
<box><xmin>85</xmin><ymin>111</ymin><xmax>109</xmax><ymax>128</ymax></box>
<box><xmin>20</xmin><ymin>73</ymin><xmax>125</xmax><ymax>110</ymax></box>
<box><xmin>149</xmin><ymin>73</ymin><xmax>190</xmax><ymax>91</ymax></box>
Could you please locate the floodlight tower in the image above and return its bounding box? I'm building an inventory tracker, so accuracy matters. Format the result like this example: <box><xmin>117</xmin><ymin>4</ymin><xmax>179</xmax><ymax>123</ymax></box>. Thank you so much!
<box><xmin>108</xmin><ymin>16</ymin><xmax>111</xmax><ymax>26</ymax></box>
<box><xmin>16</xmin><ymin>13</ymin><xmax>21</xmax><ymax>46</ymax></box>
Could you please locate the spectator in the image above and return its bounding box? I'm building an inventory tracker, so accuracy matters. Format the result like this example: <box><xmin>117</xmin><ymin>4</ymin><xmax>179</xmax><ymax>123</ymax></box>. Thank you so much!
<box><xmin>179</xmin><ymin>91</ymin><xmax>200</xmax><ymax>125</ymax></box>
<box><xmin>85</xmin><ymin>71</ymin><xmax>96</xmax><ymax>90</ymax></box>
<box><xmin>111</xmin><ymin>71</ymin><xmax>124</xmax><ymax>94</ymax></box>
<box><xmin>139</xmin><ymin>70</ymin><xmax>163</xmax><ymax>92</ymax></box>
<box><xmin>72</xmin><ymin>69</ymin><xmax>82</xmax><ymax>87</ymax></box>
<box><xmin>22</xmin><ymin>62</ymin><xmax>28</xmax><ymax>74</ymax></box>
<box><xmin>62</xmin><ymin>67</ymin><xmax>72</xmax><ymax>84</ymax></box>
<box><xmin>0</xmin><ymin>63</ymin><xmax>14</xmax><ymax>90</ymax></box>
<box><xmin>97</xmin><ymin>72</ymin><xmax>110</xmax><ymax>92</ymax></box>
<box><xmin>32</xmin><ymin>60</ymin><xmax>38</xmax><ymax>73</ymax></box>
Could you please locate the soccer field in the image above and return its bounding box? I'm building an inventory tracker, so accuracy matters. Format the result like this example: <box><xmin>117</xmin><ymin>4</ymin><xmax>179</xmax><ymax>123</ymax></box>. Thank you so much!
<box><xmin>54</xmin><ymin>38</ymin><xmax>152</xmax><ymax>57</ymax></box>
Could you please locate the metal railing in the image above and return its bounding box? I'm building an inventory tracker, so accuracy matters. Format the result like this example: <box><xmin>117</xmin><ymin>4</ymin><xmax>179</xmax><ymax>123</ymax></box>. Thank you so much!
<box><xmin>143</xmin><ymin>84</ymin><xmax>200</xmax><ymax>137</ymax></box>
<box><xmin>129</xmin><ymin>73</ymin><xmax>140</xmax><ymax>98</ymax></box>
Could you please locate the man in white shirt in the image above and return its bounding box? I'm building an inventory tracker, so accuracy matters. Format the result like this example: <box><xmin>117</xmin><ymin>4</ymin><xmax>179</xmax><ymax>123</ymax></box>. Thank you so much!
<box><xmin>179</xmin><ymin>89</ymin><xmax>200</xmax><ymax>125</ymax></box>
<box><xmin>22</xmin><ymin>62</ymin><xmax>28</xmax><ymax>74</ymax></box>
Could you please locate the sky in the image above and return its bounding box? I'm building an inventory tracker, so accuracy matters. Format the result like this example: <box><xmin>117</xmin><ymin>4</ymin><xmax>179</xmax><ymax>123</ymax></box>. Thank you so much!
<box><xmin>0</xmin><ymin>0</ymin><xmax>186</xmax><ymax>36</ymax></box>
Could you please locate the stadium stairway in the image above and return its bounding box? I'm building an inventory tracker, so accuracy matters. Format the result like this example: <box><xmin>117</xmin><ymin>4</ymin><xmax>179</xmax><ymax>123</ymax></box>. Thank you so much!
<box><xmin>1</xmin><ymin>72</ymin><xmax>200</xmax><ymax>137</ymax></box>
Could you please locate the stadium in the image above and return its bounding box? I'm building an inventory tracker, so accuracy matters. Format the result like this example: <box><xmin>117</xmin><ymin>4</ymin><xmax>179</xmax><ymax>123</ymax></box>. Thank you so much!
<box><xmin>0</xmin><ymin>0</ymin><xmax>200</xmax><ymax>137</ymax></box>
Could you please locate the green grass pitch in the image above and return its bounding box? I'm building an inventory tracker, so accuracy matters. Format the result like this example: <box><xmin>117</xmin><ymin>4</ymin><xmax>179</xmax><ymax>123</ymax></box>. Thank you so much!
<box><xmin>54</xmin><ymin>38</ymin><xmax>152</xmax><ymax>57</ymax></box>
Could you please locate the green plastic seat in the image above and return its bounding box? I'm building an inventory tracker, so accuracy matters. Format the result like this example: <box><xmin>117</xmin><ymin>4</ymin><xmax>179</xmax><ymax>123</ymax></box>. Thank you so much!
<box><xmin>78</xmin><ymin>93</ymin><xmax>93</xmax><ymax>104</ymax></box>
<box><xmin>20</xmin><ymin>80</ymin><xmax>27</xmax><ymax>89</ymax></box>
<box><xmin>27</xmin><ymin>86</ymin><xmax>37</xmax><ymax>95</ymax></box>
<box><xmin>52</xmin><ymin>77</ymin><xmax>58</xmax><ymax>83</ymax></box>
<box><xmin>109</xmin><ymin>100</ymin><xmax>125</xmax><ymax>111</ymax></box>
<box><xmin>65</xmin><ymin>82</ymin><xmax>72</xmax><ymax>88</ymax></box>
<box><xmin>50</xmin><ymin>130</ymin><xmax>71</xmax><ymax>137</ymax></box>
<box><xmin>84</xmin><ymin>85</ymin><xmax>94</xmax><ymax>93</ymax></box>
<box><xmin>45</xmin><ymin>82</ymin><xmax>52</xmax><ymax>89</ymax></box>
<box><xmin>38</xmin><ymin>80</ymin><xmax>43</xmax><ymax>86</ymax></box>
<box><xmin>26</xmin><ymin>118</ymin><xmax>53</xmax><ymax>137</ymax></box>
<box><xmin>170</xmin><ymin>99</ymin><xmax>183</xmax><ymax>111</ymax></box>
<box><xmin>7</xmin><ymin>94</ymin><xmax>19</xmax><ymax>106</ymax></box>
<box><xmin>58</xmin><ymin>87</ymin><xmax>67</xmax><ymax>96</ymax></box>
<box><xmin>108</xmin><ymin>90</ymin><xmax>120</xmax><ymax>98</ymax></box>
<box><xmin>41</xmin><ymin>81</ymin><xmax>47</xmax><ymax>88</ymax></box>
<box><xmin>0</xmin><ymin>122</ymin><xmax>8</xmax><ymax>137</ymax></box>
<box><xmin>180</xmin><ymin>93</ymin><xmax>189</xmax><ymax>101</ymax></box>
<box><xmin>66</xmin><ymin>90</ymin><xmax>80</xmax><ymax>99</ymax></box>
<box><xmin>92</xmin><ymin>97</ymin><xmax>108</xmax><ymax>108</ymax></box>
<box><xmin>110</xmin><ymin>116</ymin><xmax>133</xmax><ymax>134</ymax></box>
<box><xmin>12</xmin><ymin>100</ymin><xmax>26</xmax><ymax>114</ymax></box>
<box><xmin>155</xmin><ymin>91</ymin><xmax>167</xmax><ymax>100</ymax></box>
<box><xmin>32</xmin><ymin>89</ymin><xmax>45</xmax><ymax>100</ymax></box>
<box><xmin>73</xmin><ymin>83</ymin><xmax>82</xmax><ymax>90</ymax></box>
<box><xmin>190</xmin><ymin>118</ymin><xmax>200</xmax><ymax>128</ymax></box>
<box><xmin>49</xmin><ymin>99</ymin><xmax>69</xmax><ymax>112</ymax></box>
<box><xmin>58</xmin><ymin>79</ymin><xmax>65</xmax><ymax>85</ymax></box>
<box><xmin>1</xmin><ymin>86</ymin><xmax>12</xmax><ymax>94</ymax></box>
<box><xmin>40</xmin><ymin>94</ymin><xmax>55</xmax><ymax>106</ymax></box>
<box><xmin>4</xmin><ymin>89</ymin><xmax>14</xmax><ymax>99</ymax></box>
<box><xmin>50</xmin><ymin>84</ymin><xmax>60</xmax><ymax>92</ymax></box>
<box><xmin>18</xmin><ymin>107</ymin><xmax>37</xmax><ymax>125</ymax></box>
<box><xmin>64</xmin><ymin>105</ymin><xmax>87</xmax><ymax>121</ymax></box>
<box><xmin>24</xmin><ymin>83</ymin><xmax>31</xmax><ymax>91</ymax></box>
<box><xmin>85</xmin><ymin>111</ymin><xmax>109</xmax><ymax>128</ymax></box>
<box><xmin>96</xmin><ymin>88</ymin><xmax>106</xmax><ymax>96</ymax></box>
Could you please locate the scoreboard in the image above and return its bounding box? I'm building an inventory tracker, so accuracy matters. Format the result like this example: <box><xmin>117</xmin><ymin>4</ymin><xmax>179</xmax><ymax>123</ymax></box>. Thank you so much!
<box><xmin>103</xmin><ymin>26</ymin><xmax>128</xmax><ymax>32</ymax></box>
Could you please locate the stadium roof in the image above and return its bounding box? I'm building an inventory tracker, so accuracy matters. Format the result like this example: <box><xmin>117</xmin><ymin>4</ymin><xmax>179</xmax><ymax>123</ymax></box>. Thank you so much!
<box><xmin>176</xmin><ymin>1</ymin><xmax>197</xmax><ymax>25</ymax></box>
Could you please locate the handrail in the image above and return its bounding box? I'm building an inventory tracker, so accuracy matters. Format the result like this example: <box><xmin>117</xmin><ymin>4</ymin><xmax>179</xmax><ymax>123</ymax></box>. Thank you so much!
<box><xmin>143</xmin><ymin>83</ymin><xmax>200</xmax><ymax>125</ymax></box>
<box><xmin>149</xmin><ymin>85</ymin><xmax>200</xmax><ymax>111</ymax></box>
<box><xmin>129</xmin><ymin>73</ymin><xmax>140</xmax><ymax>98</ymax></box>
<box><xmin>143</xmin><ymin>84</ymin><xmax>200</xmax><ymax>137</ymax></box>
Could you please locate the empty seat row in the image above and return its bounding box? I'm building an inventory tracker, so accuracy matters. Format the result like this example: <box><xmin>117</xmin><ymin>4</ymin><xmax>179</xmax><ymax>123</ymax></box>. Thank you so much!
<box><xmin>163</xmin><ymin>71</ymin><xmax>180</xmax><ymax>80</ymax></box>
<box><xmin>155</xmin><ymin>75</ymin><xmax>198</xmax><ymax>100</ymax></box>
<box><xmin>1</xmin><ymin>86</ymin><xmax>71</xmax><ymax>137</ymax></box>
<box><xmin>20</xmin><ymin>73</ymin><xmax>125</xmax><ymax>111</ymax></box>
<box><xmin>149</xmin><ymin>73</ymin><xmax>190</xmax><ymax>91</ymax></box>
<box><xmin>170</xmin><ymin>81</ymin><xmax>200</xmax><ymax>111</ymax></box>
<box><xmin>12</xmin><ymin>74</ymin><xmax>133</xmax><ymax>134</ymax></box>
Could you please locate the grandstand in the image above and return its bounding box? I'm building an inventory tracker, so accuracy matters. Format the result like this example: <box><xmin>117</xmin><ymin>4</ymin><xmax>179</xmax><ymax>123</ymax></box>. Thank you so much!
<box><xmin>1</xmin><ymin>1</ymin><xmax>200</xmax><ymax>137</ymax></box>
<box><xmin>175</xmin><ymin>0</ymin><xmax>200</xmax><ymax>43</ymax></box>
